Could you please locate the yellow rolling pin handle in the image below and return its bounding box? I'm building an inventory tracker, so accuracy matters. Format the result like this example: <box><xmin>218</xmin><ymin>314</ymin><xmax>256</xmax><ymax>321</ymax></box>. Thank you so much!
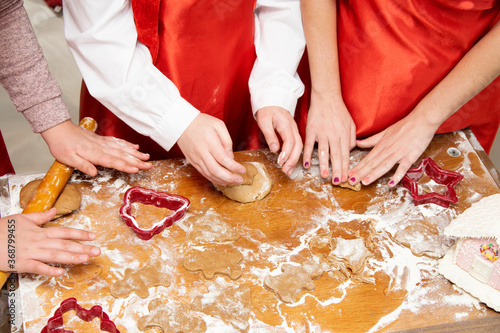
<box><xmin>0</xmin><ymin>117</ymin><xmax>98</xmax><ymax>287</ymax></box>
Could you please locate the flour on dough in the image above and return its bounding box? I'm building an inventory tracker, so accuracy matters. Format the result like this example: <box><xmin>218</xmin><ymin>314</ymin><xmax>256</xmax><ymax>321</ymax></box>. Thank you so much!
<box><xmin>182</xmin><ymin>245</ymin><xmax>243</xmax><ymax>280</ymax></box>
<box><xmin>186</xmin><ymin>207</ymin><xmax>240</xmax><ymax>244</ymax></box>
<box><xmin>110</xmin><ymin>260</ymin><xmax>171</xmax><ymax>298</ymax></box>
<box><xmin>213</xmin><ymin>162</ymin><xmax>272</xmax><ymax>203</ymax></box>
<box><xmin>191</xmin><ymin>279</ymin><xmax>252</xmax><ymax>333</ymax></box>
<box><xmin>338</xmin><ymin>181</ymin><xmax>361</xmax><ymax>191</ymax></box>
<box><xmin>264</xmin><ymin>260</ymin><xmax>323</xmax><ymax>303</ymax></box>
<box><xmin>138</xmin><ymin>299</ymin><xmax>206</xmax><ymax>333</ymax></box>
<box><xmin>19</xmin><ymin>179</ymin><xmax>81</xmax><ymax>219</ymax></box>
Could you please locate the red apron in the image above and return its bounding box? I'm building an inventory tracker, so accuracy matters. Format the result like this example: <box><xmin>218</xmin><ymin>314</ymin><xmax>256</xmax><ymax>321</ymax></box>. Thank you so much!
<box><xmin>0</xmin><ymin>130</ymin><xmax>15</xmax><ymax>177</ymax></box>
<box><xmin>80</xmin><ymin>0</ymin><xmax>305</xmax><ymax>160</ymax></box>
<box><xmin>338</xmin><ymin>0</ymin><xmax>500</xmax><ymax>152</ymax></box>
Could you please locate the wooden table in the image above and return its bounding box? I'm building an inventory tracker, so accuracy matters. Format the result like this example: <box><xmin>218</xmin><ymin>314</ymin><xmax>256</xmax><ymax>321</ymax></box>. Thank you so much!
<box><xmin>4</xmin><ymin>129</ymin><xmax>500</xmax><ymax>332</ymax></box>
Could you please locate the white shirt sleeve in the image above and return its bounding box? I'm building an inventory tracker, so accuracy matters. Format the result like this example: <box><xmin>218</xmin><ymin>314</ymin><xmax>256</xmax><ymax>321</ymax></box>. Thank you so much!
<box><xmin>62</xmin><ymin>0</ymin><xmax>199</xmax><ymax>151</ymax></box>
<box><xmin>251</xmin><ymin>0</ymin><xmax>306</xmax><ymax>117</ymax></box>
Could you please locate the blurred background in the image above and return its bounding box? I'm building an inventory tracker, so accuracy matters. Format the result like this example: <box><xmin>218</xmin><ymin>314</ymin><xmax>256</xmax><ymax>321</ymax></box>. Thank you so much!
<box><xmin>1</xmin><ymin>0</ymin><xmax>500</xmax><ymax>175</ymax></box>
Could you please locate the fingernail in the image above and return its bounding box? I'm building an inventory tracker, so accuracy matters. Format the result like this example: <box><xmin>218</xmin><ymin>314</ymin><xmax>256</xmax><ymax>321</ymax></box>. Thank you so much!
<box><xmin>88</xmin><ymin>233</ymin><xmax>96</xmax><ymax>240</ymax></box>
<box><xmin>304</xmin><ymin>161</ymin><xmax>310</xmax><ymax>168</ymax></box>
<box><xmin>334</xmin><ymin>177</ymin><xmax>339</xmax><ymax>183</ymax></box>
<box><xmin>270</xmin><ymin>144</ymin><xmax>278</xmax><ymax>152</ymax></box>
<box><xmin>286</xmin><ymin>167</ymin><xmax>293</xmax><ymax>175</ymax></box>
<box><xmin>362</xmin><ymin>177</ymin><xmax>369</xmax><ymax>185</ymax></box>
<box><xmin>350</xmin><ymin>177</ymin><xmax>356</xmax><ymax>183</ymax></box>
<box><xmin>278</xmin><ymin>152</ymin><xmax>286</xmax><ymax>166</ymax></box>
<box><xmin>92</xmin><ymin>247</ymin><xmax>100</xmax><ymax>256</ymax></box>
<box><xmin>389</xmin><ymin>180</ymin><xmax>395</xmax><ymax>186</ymax></box>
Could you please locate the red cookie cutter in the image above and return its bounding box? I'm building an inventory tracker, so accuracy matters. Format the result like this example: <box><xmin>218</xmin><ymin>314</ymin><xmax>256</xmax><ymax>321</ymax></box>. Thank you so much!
<box><xmin>40</xmin><ymin>297</ymin><xmax>120</xmax><ymax>333</ymax></box>
<box><xmin>120</xmin><ymin>186</ymin><xmax>190</xmax><ymax>240</ymax></box>
<box><xmin>401</xmin><ymin>157</ymin><xmax>463</xmax><ymax>208</ymax></box>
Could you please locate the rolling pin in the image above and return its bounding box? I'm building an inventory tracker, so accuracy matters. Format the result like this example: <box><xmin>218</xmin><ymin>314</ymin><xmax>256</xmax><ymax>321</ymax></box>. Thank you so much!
<box><xmin>0</xmin><ymin>117</ymin><xmax>98</xmax><ymax>287</ymax></box>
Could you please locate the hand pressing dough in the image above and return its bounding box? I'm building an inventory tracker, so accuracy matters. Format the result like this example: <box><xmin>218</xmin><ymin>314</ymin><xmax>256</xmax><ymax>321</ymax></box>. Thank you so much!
<box><xmin>182</xmin><ymin>245</ymin><xmax>243</xmax><ymax>280</ymax></box>
<box><xmin>110</xmin><ymin>260</ymin><xmax>171</xmax><ymax>298</ymax></box>
<box><xmin>191</xmin><ymin>280</ymin><xmax>252</xmax><ymax>333</ymax></box>
<box><xmin>264</xmin><ymin>260</ymin><xmax>323</xmax><ymax>303</ymax></box>
<box><xmin>138</xmin><ymin>299</ymin><xmax>206</xmax><ymax>333</ymax></box>
<box><xmin>213</xmin><ymin>162</ymin><xmax>272</xmax><ymax>203</ymax></box>
<box><xmin>19</xmin><ymin>179</ymin><xmax>81</xmax><ymax>219</ymax></box>
<box><xmin>186</xmin><ymin>207</ymin><xmax>240</xmax><ymax>244</ymax></box>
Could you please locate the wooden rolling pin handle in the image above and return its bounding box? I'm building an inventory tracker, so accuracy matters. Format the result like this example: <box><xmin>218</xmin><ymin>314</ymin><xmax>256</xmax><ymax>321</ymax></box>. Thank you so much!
<box><xmin>22</xmin><ymin>117</ymin><xmax>98</xmax><ymax>214</ymax></box>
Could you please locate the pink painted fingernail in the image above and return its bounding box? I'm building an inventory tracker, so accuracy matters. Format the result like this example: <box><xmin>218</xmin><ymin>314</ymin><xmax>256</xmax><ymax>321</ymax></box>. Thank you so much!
<box><xmin>334</xmin><ymin>177</ymin><xmax>339</xmax><ymax>183</ymax></box>
<box><xmin>304</xmin><ymin>161</ymin><xmax>310</xmax><ymax>168</ymax></box>
<box><xmin>350</xmin><ymin>177</ymin><xmax>356</xmax><ymax>183</ymax></box>
<box><xmin>389</xmin><ymin>180</ymin><xmax>395</xmax><ymax>186</ymax></box>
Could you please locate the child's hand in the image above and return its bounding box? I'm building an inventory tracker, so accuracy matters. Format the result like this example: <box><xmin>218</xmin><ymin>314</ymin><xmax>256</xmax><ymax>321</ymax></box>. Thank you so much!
<box><xmin>41</xmin><ymin>120</ymin><xmax>153</xmax><ymax>176</ymax></box>
<box><xmin>255</xmin><ymin>106</ymin><xmax>303</xmax><ymax>175</ymax></box>
<box><xmin>303</xmin><ymin>96</ymin><xmax>356</xmax><ymax>184</ymax></box>
<box><xmin>0</xmin><ymin>209</ymin><xmax>100</xmax><ymax>276</ymax></box>
<box><xmin>177</xmin><ymin>113</ymin><xmax>246</xmax><ymax>186</ymax></box>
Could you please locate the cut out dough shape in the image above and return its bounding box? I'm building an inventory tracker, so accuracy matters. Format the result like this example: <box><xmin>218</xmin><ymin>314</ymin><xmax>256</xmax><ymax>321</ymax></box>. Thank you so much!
<box><xmin>20</xmin><ymin>179</ymin><xmax>81</xmax><ymax>219</ymax></box>
<box><xmin>338</xmin><ymin>181</ymin><xmax>361</xmax><ymax>191</ymax></box>
<box><xmin>138</xmin><ymin>299</ymin><xmax>206</xmax><ymax>333</ymax></box>
<box><xmin>264</xmin><ymin>260</ymin><xmax>323</xmax><ymax>303</ymax></box>
<box><xmin>110</xmin><ymin>261</ymin><xmax>171</xmax><ymax>298</ymax></box>
<box><xmin>186</xmin><ymin>207</ymin><xmax>240</xmax><ymax>244</ymax></box>
<box><xmin>213</xmin><ymin>162</ymin><xmax>272</xmax><ymax>203</ymax></box>
<box><xmin>328</xmin><ymin>238</ymin><xmax>372</xmax><ymax>275</ymax></box>
<box><xmin>191</xmin><ymin>280</ymin><xmax>252</xmax><ymax>333</ymax></box>
<box><xmin>394</xmin><ymin>221</ymin><xmax>448</xmax><ymax>259</ymax></box>
<box><xmin>182</xmin><ymin>245</ymin><xmax>243</xmax><ymax>280</ymax></box>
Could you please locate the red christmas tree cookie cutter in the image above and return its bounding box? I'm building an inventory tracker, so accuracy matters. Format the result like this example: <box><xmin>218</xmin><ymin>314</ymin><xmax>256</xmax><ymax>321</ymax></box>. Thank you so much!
<box><xmin>401</xmin><ymin>157</ymin><xmax>463</xmax><ymax>208</ymax></box>
<box><xmin>40</xmin><ymin>297</ymin><xmax>120</xmax><ymax>333</ymax></box>
<box><xmin>120</xmin><ymin>186</ymin><xmax>190</xmax><ymax>240</ymax></box>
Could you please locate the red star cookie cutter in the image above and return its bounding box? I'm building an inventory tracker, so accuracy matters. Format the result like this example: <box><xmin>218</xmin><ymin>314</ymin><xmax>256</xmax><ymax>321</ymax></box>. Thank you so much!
<box><xmin>120</xmin><ymin>186</ymin><xmax>190</xmax><ymax>240</ymax></box>
<box><xmin>40</xmin><ymin>297</ymin><xmax>120</xmax><ymax>333</ymax></box>
<box><xmin>401</xmin><ymin>157</ymin><xmax>463</xmax><ymax>208</ymax></box>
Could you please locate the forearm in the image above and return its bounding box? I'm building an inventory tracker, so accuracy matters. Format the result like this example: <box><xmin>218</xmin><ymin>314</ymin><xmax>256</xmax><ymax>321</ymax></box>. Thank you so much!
<box><xmin>0</xmin><ymin>0</ymin><xmax>70</xmax><ymax>133</ymax></box>
<box><xmin>250</xmin><ymin>0</ymin><xmax>306</xmax><ymax>116</ymax></box>
<box><xmin>413</xmin><ymin>21</ymin><xmax>500</xmax><ymax>129</ymax></box>
<box><xmin>301</xmin><ymin>0</ymin><xmax>342</xmax><ymax>103</ymax></box>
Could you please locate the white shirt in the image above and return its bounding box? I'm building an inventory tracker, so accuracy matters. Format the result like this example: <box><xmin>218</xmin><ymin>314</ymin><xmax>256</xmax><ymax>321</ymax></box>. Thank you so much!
<box><xmin>63</xmin><ymin>0</ymin><xmax>305</xmax><ymax>152</ymax></box>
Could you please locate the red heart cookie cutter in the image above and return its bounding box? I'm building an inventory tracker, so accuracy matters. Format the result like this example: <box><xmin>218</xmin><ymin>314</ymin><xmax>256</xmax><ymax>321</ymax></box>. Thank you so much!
<box><xmin>401</xmin><ymin>157</ymin><xmax>463</xmax><ymax>208</ymax></box>
<box><xmin>120</xmin><ymin>186</ymin><xmax>190</xmax><ymax>240</ymax></box>
<box><xmin>40</xmin><ymin>297</ymin><xmax>120</xmax><ymax>333</ymax></box>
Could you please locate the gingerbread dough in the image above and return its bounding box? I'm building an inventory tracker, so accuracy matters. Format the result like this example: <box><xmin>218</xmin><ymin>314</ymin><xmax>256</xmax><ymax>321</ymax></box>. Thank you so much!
<box><xmin>110</xmin><ymin>261</ymin><xmax>171</xmax><ymax>298</ymax></box>
<box><xmin>138</xmin><ymin>299</ymin><xmax>206</xmax><ymax>333</ymax></box>
<box><xmin>338</xmin><ymin>181</ymin><xmax>361</xmax><ymax>191</ymax></box>
<box><xmin>328</xmin><ymin>238</ymin><xmax>372</xmax><ymax>276</ymax></box>
<box><xmin>182</xmin><ymin>245</ymin><xmax>243</xmax><ymax>280</ymax></box>
<box><xmin>264</xmin><ymin>260</ymin><xmax>323</xmax><ymax>303</ymax></box>
<box><xmin>191</xmin><ymin>281</ymin><xmax>252</xmax><ymax>333</ymax></box>
<box><xmin>19</xmin><ymin>179</ymin><xmax>81</xmax><ymax>219</ymax></box>
<box><xmin>213</xmin><ymin>162</ymin><xmax>272</xmax><ymax>203</ymax></box>
<box><xmin>186</xmin><ymin>207</ymin><xmax>240</xmax><ymax>244</ymax></box>
<box><xmin>394</xmin><ymin>220</ymin><xmax>450</xmax><ymax>259</ymax></box>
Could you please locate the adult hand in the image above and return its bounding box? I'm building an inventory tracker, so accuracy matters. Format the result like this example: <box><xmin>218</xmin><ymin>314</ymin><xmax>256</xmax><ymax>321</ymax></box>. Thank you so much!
<box><xmin>0</xmin><ymin>209</ymin><xmax>100</xmax><ymax>276</ymax></box>
<box><xmin>349</xmin><ymin>113</ymin><xmax>438</xmax><ymax>187</ymax></box>
<box><xmin>41</xmin><ymin>120</ymin><xmax>152</xmax><ymax>176</ymax></box>
<box><xmin>303</xmin><ymin>97</ymin><xmax>356</xmax><ymax>184</ymax></box>
<box><xmin>177</xmin><ymin>113</ymin><xmax>246</xmax><ymax>186</ymax></box>
<box><xmin>255</xmin><ymin>106</ymin><xmax>302</xmax><ymax>175</ymax></box>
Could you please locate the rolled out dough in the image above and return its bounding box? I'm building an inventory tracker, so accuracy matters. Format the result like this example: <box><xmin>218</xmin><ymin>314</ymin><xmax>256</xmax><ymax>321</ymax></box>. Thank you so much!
<box><xmin>19</xmin><ymin>179</ymin><xmax>81</xmax><ymax>220</ymax></box>
<box><xmin>213</xmin><ymin>162</ymin><xmax>272</xmax><ymax>203</ymax></box>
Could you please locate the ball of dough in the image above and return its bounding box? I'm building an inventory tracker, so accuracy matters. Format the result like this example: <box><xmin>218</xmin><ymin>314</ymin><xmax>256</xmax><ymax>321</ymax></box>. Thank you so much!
<box><xmin>19</xmin><ymin>179</ymin><xmax>81</xmax><ymax>220</ymax></box>
<box><xmin>213</xmin><ymin>162</ymin><xmax>272</xmax><ymax>203</ymax></box>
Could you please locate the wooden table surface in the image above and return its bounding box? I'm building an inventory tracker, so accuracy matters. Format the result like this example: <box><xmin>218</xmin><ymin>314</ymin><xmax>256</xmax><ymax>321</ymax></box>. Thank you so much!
<box><xmin>5</xmin><ymin>129</ymin><xmax>500</xmax><ymax>332</ymax></box>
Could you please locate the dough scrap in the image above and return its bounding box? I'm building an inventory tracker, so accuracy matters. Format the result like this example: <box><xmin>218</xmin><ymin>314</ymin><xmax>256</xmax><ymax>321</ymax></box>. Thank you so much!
<box><xmin>182</xmin><ymin>245</ymin><xmax>243</xmax><ymax>280</ymax></box>
<box><xmin>328</xmin><ymin>238</ymin><xmax>372</xmax><ymax>275</ymax></box>
<box><xmin>264</xmin><ymin>260</ymin><xmax>323</xmax><ymax>303</ymax></box>
<box><xmin>110</xmin><ymin>261</ymin><xmax>171</xmax><ymax>298</ymax></box>
<box><xmin>191</xmin><ymin>280</ymin><xmax>252</xmax><ymax>333</ymax></box>
<box><xmin>338</xmin><ymin>181</ymin><xmax>361</xmax><ymax>191</ymax></box>
<box><xmin>138</xmin><ymin>299</ymin><xmax>206</xmax><ymax>333</ymax></box>
<box><xmin>394</xmin><ymin>221</ymin><xmax>448</xmax><ymax>259</ymax></box>
<box><xmin>19</xmin><ymin>179</ymin><xmax>81</xmax><ymax>219</ymax></box>
<box><xmin>186</xmin><ymin>207</ymin><xmax>240</xmax><ymax>244</ymax></box>
<box><xmin>213</xmin><ymin>162</ymin><xmax>272</xmax><ymax>203</ymax></box>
